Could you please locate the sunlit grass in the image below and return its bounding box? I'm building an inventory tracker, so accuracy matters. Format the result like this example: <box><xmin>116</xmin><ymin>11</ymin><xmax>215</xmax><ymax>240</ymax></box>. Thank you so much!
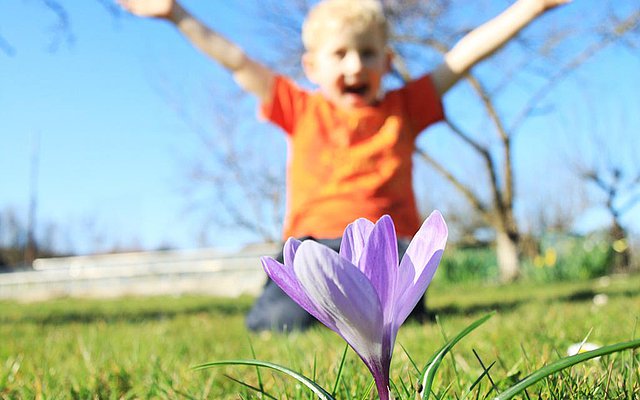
<box><xmin>1</xmin><ymin>274</ymin><xmax>639</xmax><ymax>399</ymax></box>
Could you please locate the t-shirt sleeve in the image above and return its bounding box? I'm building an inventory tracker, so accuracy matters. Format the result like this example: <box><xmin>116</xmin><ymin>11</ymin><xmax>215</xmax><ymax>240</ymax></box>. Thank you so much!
<box><xmin>259</xmin><ymin>75</ymin><xmax>306</xmax><ymax>136</ymax></box>
<box><xmin>400</xmin><ymin>74</ymin><xmax>445</xmax><ymax>136</ymax></box>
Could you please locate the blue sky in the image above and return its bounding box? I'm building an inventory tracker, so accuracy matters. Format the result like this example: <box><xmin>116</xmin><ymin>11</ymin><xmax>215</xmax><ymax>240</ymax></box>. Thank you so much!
<box><xmin>1</xmin><ymin>1</ymin><xmax>243</xmax><ymax>253</ymax></box>
<box><xmin>1</xmin><ymin>1</ymin><xmax>639</xmax><ymax>254</ymax></box>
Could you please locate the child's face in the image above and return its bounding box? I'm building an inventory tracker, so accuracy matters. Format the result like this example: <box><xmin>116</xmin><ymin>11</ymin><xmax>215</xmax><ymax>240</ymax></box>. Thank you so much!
<box><xmin>303</xmin><ymin>24</ymin><xmax>391</xmax><ymax>109</ymax></box>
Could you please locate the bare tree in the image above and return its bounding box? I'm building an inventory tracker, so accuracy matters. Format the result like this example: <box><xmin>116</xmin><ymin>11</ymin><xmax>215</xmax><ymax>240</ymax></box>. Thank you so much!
<box><xmin>0</xmin><ymin>0</ymin><xmax>74</xmax><ymax>56</ymax></box>
<box><xmin>406</xmin><ymin>2</ymin><xmax>639</xmax><ymax>281</ymax></box>
<box><xmin>24</xmin><ymin>132</ymin><xmax>41</xmax><ymax>266</ymax></box>
<box><xmin>252</xmin><ymin>0</ymin><xmax>640</xmax><ymax>281</ymax></box>
<box><xmin>0</xmin><ymin>0</ymin><xmax>121</xmax><ymax>56</ymax></box>
<box><xmin>0</xmin><ymin>206</ymin><xmax>63</xmax><ymax>266</ymax></box>
<box><xmin>155</xmin><ymin>77</ymin><xmax>286</xmax><ymax>244</ymax></box>
<box><xmin>182</xmin><ymin>107</ymin><xmax>285</xmax><ymax>244</ymax></box>
<box><xmin>583</xmin><ymin>168</ymin><xmax>639</xmax><ymax>272</ymax></box>
<box><xmin>568</xmin><ymin>106</ymin><xmax>640</xmax><ymax>273</ymax></box>
<box><xmin>0</xmin><ymin>207</ymin><xmax>25</xmax><ymax>268</ymax></box>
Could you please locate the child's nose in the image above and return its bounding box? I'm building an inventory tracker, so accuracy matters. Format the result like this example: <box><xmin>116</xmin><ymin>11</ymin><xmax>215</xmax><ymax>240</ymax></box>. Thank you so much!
<box><xmin>343</xmin><ymin>52</ymin><xmax>364</xmax><ymax>74</ymax></box>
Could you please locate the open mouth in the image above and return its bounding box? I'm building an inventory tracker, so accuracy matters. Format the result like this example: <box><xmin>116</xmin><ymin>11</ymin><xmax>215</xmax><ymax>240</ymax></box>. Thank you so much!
<box><xmin>343</xmin><ymin>83</ymin><xmax>369</xmax><ymax>96</ymax></box>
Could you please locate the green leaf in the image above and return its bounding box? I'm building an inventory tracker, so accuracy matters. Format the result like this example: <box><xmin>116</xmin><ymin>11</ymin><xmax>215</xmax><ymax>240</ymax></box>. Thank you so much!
<box><xmin>419</xmin><ymin>312</ymin><xmax>495</xmax><ymax>399</ymax></box>
<box><xmin>494</xmin><ymin>338</ymin><xmax>640</xmax><ymax>400</ymax></box>
<box><xmin>193</xmin><ymin>359</ymin><xmax>335</xmax><ymax>400</ymax></box>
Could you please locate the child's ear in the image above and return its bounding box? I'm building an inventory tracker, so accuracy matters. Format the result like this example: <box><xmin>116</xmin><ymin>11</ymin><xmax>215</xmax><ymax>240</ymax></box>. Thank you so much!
<box><xmin>384</xmin><ymin>48</ymin><xmax>393</xmax><ymax>73</ymax></box>
<box><xmin>302</xmin><ymin>52</ymin><xmax>318</xmax><ymax>84</ymax></box>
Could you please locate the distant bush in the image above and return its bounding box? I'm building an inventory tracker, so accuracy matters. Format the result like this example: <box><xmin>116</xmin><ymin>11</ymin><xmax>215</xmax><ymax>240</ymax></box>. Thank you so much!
<box><xmin>436</xmin><ymin>246</ymin><xmax>498</xmax><ymax>284</ymax></box>
<box><xmin>436</xmin><ymin>233</ymin><xmax>617</xmax><ymax>285</ymax></box>
<box><xmin>521</xmin><ymin>233</ymin><xmax>611</xmax><ymax>282</ymax></box>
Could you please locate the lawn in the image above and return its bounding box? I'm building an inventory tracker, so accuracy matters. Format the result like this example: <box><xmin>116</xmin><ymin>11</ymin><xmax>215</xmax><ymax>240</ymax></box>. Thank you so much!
<box><xmin>1</xmin><ymin>273</ymin><xmax>639</xmax><ymax>399</ymax></box>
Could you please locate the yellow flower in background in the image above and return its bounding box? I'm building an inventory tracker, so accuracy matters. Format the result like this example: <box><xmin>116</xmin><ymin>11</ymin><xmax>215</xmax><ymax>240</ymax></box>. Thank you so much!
<box><xmin>533</xmin><ymin>248</ymin><xmax>557</xmax><ymax>269</ymax></box>
<box><xmin>534</xmin><ymin>255</ymin><xmax>545</xmax><ymax>268</ymax></box>
<box><xmin>612</xmin><ymin>239</ymin><xmax>628</xmax><ymax>253</ymax></box>
<box><xmin>544</xmin><ymin>248</ymin><xmax>557</xmax><ymax>268</ymax></box>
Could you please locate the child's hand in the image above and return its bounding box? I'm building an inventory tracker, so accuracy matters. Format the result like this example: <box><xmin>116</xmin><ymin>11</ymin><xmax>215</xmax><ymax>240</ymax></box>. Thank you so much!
<box><xmin>117</xmin><ymin>0</ymin><xmax>174</xmax><ymax>19</ymax></box>
<box><xmin>541</xmin><ymin>0</ymin><xmax>572</xmax><ymax>10</ymax></box>
<box><xmin>519</xmin><ymin>0</ymin><xmax>571</xmax><ymax>12</ymax></box>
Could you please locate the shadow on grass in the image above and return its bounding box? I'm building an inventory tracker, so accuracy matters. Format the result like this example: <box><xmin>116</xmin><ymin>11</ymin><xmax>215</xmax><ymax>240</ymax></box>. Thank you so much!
<box><xmin>3</xmin><ymin>278</ymin><xmax>638</xmax><ymax>327</ymax></box>
<box><xmin>1</xmin><ymin>297</ymin><xmax>253</xmax><ymax>326</ymax></box>
<box><xmin>426</xmin><ymin>286</ymin><xmax>639</xmax><ymax>322</ymax></box>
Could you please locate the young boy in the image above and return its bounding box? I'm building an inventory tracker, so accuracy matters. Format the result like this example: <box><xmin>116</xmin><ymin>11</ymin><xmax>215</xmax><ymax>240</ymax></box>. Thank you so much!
<box><xmin>119</xmin><ymin>0</ymin><xmax>569</xmax><ymax>331</ymax></box>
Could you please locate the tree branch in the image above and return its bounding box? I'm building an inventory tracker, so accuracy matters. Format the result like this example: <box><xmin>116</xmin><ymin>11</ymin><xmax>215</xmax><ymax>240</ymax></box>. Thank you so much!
<box><xmin>0</xmin><ymin>34</ymin><xmax>16</xmax><ymax>56</ymax></box>
<box><xmin>510</xmin><ymin>9</ymin><xmax>640</xmax><ymax>132</ymax></box>
<box><xmin>414</xmin><ymin>145</ymin><xmax>489</xmax><ymax>219</ymax></box>
<box><xmin>40</xmin><ymin>0</ymin><xmax>75</xmax><ymax>51</ymax></box>
<box><xmin>464</xmin><ymin>75</ymin><xmax>514</xmax><ymax>218</ymax></box>
<box><xmin>443</xmin><ymin>118</ymin><xmax>506</xmax><ymax>223</ymax></box>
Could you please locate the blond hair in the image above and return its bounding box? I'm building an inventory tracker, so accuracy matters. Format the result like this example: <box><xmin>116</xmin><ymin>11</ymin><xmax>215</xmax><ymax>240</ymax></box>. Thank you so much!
<box><xmin>302</xmin><ymin>0</ymin><xmax>389</xmax><ymax>51</ymax></box>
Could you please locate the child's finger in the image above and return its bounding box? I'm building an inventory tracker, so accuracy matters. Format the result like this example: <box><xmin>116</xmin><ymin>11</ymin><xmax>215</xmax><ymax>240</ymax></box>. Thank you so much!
<box><xmin>117</xmin><ymin>0</ymin><xmax>131</xmax><ymax>11</ymax></box>
<box><xmin>118</xmin><ymin>0</ymin><xmax>146</xmax><ymax>15</ymax></box>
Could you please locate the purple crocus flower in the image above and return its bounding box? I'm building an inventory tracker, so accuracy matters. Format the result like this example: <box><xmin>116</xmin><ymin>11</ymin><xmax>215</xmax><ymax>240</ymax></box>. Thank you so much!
<box><xmin>261</xmin><ymin>211</ymin><xmax>448</xmax><ymax>400</ymax></box>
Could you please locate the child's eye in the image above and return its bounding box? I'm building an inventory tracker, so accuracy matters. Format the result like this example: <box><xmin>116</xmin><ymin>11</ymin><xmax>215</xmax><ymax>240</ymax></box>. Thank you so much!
<box><xmin>333</xmin><ymin>49</ymin><xmax>347</xmax><ymax>59</ymax></box>
<box><xmin>361</xmin><ymin>48</ymin><xmax>377</xmax><ymax>59</ymax></box>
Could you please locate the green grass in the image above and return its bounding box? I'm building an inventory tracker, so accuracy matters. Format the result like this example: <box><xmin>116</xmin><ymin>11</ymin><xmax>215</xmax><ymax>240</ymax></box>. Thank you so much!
<box><xmin>1</xmin><ymin>274</ymin><xmax>639</xmax><ymax>399</ymax></box>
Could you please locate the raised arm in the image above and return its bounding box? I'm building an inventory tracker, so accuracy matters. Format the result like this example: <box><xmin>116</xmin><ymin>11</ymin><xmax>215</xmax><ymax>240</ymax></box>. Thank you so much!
<box><xmin>431</xmin><ymin>0</ymin><xmax>571</xmax><ymax>96</ymax></box>
<box><xmin>118</xmin><ymin>0</ymin><xmax>275</xmax><ymax>103</ymax></box>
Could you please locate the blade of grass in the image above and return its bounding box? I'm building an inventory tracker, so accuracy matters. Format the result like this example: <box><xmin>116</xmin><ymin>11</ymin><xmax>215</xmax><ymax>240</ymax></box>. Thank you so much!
<box><xmin>389</xmin><ymin>379</ymin><xmax>401</xmax><ymax>399</ymax></box>
<box><xmin>418</xmin><ymin>312</ymin><xmax>495</xmax><ymax>399</ymax></box>
<box><xmin>396</xmin><ymin>375</ymin><xmax>411</xmax><ymax>398</ymax></box>
<box><xmin>0</xmin><ymin>355</ymin><xmax>22</xmax><ymax>388</ymax></box>
<box><xmin>603</xmin><ymin>360</ymin><xmax>614</xmax><ymax>398</ymax></box>
<box><xmin>629</xmin><ymin>318</ymin><xmax>639</xmax><ymax>399</ymax></box>
<box><xmin>223</xmin><ymin>374</ymin><xmax>277</xmax><ymax>400</ymax></box>
<box><xmin>332</xmin><ymin>344</ymin><xmax>349</xmax><ymax>396</ymax></box>
<box><xmin>341</xmin><ymin>379</ymin><xmax>354</xmax><ymax>400</ymax></box>
<box><xmin>472</xmin><ymin>348</ymin><xmax>497</xmax><ymax>392</ymax></box>
<box><xmin>359</xmin><ymin>379</ymin><xmax>375</xmax><ymax>400</ymax></box>
<box><xmin>461</xmin><ymin>360</ymin><xmax>495</xmax><ymax>400</ymax></box>
<box><xmin>572</xmin><ymin>327</ymin><xmax>594</xmax><ymax>355</ymax></box>
<box><xmin>495</xmin><ymin>338</ymin><xmax>640</xmax><ymax>400</ymax></box>
<box><xmin>400</xmin><ymin>343</ymin><xmax>420</xmax><ymax>374</ymax></box>
<box><xmin>193</xmin><ymin>360</ymin><xmax>335</xmax><ymax>400</ymax></box>
<box><xmin>474</xmin><ymin>382</ymin><xmax>482</xmax><ymax>400</ymax></box>
<box><xmin>247</xmin><ymin>338</ymin><xmax>264</xmax><ymax>395</ymax></box>
<box><xmin>312</xmin><ymin>354</ymin><xmax>318</xmax><ymax>400</ymax></box>
<box><xmin>435</xmin><ymin>315</ymin><xmax>462</xmax><ymax>393</ymax></box>
<box><xmin>438</xmin><ymin>381</ymin><xmax>455</xmax><ymax>399</ymax></box>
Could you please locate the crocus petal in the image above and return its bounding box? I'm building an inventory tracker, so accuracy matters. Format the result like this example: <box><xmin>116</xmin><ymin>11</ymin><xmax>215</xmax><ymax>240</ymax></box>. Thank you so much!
<box><xmin>358</xmin><ymin>215</ymin><xmax>398</xmax><ymax>323</ymax></box>
<box><xmin>283</xmin><ymin>237</ymin><xmax>302</xmax><ymax>268</ymax></box>
<box><xmin>261</xmin><ymin>255</ymin><xmax>326</xmax><ymax>324</ymax></box>
<box><xmin>394</xmin><ymin>211</ymin><xmax>448</xmax><ymax>327</ymax></box>
<box><xmin>339</xmin><ymin>217</ymin><xmax>374</xmax><ymax>265</ymax></box>
<box><xmin>294</xmin><ymin>241</ymin><xmax>391</xmax><ymax>400</ymax></box>
<box><xmin>294</xmin><ymin>241</ymin><xmax>390</xmax><ymax>400</ymax></box>
<box><xmin>294</xmin><ymin>241</ymin><xmax>383</xmax><ymax>353</ymax></box>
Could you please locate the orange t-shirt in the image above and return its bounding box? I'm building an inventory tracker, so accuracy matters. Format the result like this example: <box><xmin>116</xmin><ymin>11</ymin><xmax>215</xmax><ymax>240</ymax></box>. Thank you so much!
<box><xmin>262</xmin><ymin>74</ymin><xmax>445</xmax><ymax>240</ymax></box>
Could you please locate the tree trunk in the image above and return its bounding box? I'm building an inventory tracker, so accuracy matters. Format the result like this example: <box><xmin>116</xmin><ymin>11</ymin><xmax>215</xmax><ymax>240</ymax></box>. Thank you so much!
<box><xmin>496</xmin><ymin>230</ymin><xmax>520</xmax><ymax>282</ymax></box>
<box><xmin>610</xmin><ymin>220</ymin><xmax>631</xmax><ymax>273</ymax></box>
